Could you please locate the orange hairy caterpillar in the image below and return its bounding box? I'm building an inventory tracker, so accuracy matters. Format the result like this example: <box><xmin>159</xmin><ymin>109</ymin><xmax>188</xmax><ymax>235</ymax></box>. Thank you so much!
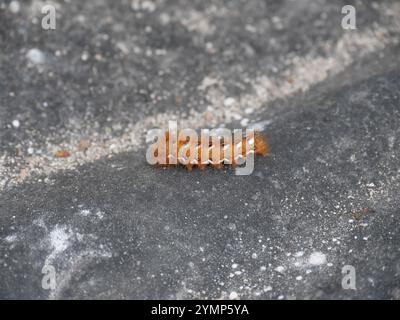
<box><xmin>147</xmin><ymin>129</ymin><xmax>269</xmax><ymax>171</ymax></box>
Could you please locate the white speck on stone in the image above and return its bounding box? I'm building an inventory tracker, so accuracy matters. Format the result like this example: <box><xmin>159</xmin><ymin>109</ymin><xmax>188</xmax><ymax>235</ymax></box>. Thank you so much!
<box><xmin>79</xmin><ymin>209</ymin><xmax>90</xmax><ymax>216</ymax></box>
<box><xmin>254</xmin><ymin>290</ymin><xmax>262</xmax><ymax>297</ymax></box>
<box><xmin>229</xmin><ymin>291</ymin><xmax>239</xmax><ymax>300</ymax></box>
<box><xmin>248</xmin><ymin>119</ymin><xmax>272</xmax><ymax>131</ymax></box>
<box><xmin>27</xmin><ymin>147</ymin><xmax>34</xmax><ymax>155</ymax></box>
<box><xmin>12</xmin><ymin>120</ymin><xmax>20</xmax><ymax>128</ymax></box>
<box><xmin>245</xmin><ymin>107</ymin><xmax>254</xmax><ymax>114</ymax></box>
<box><xmin>296</xmin><ymin>275</ymin><xmax>303</xmax><ymax>281</ymax></box>
<box><xmin>263</xmin><ymin>285</ymin><xmax>272</xmax><ymax>292</ymax></box>
<box><xmin>159</xmin><ymin>12</ymin><xmax>171</xmax><ymax>25</ymax></box>
<box><xmin>81</xmin><ymin>51</ymin><xmax>90</xmax><ymax>61</ymax></box>
<box><xmin>274</xmin><ymin>266</ymin><xmax>285</xmax><ymax>273</ymax></box>
<box><xmin>240</xmin><ymin>118</ymin><xmax>249</xmax><ymax>127</ymax></box>
<box><xmin>26</xmin><ymin>48</ymin><xmax>46</xmax><ymax>64</ymax></box>
<box><xmin>251</xmin><ymin>253</ymin><xmax>258</xmax><ymax>259</ymax></box>
<box><xmin>9</xmin><ymin>1</ymin><xmax>20</xmax><ymax>14</ymax></box>
<box><xmin>5</xmin><ymin>234</ymin><xmax>17</xmax><ymax>243</ymax></box>
<box><xmin>295</xmin><ymin>251</ymin><xmax>304</xmax><ymax>257</ymax></box>
<box><xmin>260</xmin><ymin>266</ymin><xmax>267</xmax><ymax>272</ymax></box>
<box><xmin>224</xmin><ymin>97</ymin><xmax>236</xmax><ymax>107</ymax></box>
<box><xmin>116</xmin><ymin>42</ymin><xmax>129</xmax><ymax>55</ymax></box>
<box><xmin>232</xmin><ymin>263</ymin><xmax>238</xmax><ymax>269</ymax></box>
<box><xmin>235</xmin><ymin>113</ymin><xmax>244</xmax><ymax>121</ymax></box>
<box><xmin>308</xmin><ymin>252</ymin><xmax>327</xmax><ymax>265</ymax></box>
<box><xmin>388</xmin><ymin>136</ymin><xmax>395</xmax><ymax>149</ymax></box>
<box><xmin>278</xmin><ymin>295</ymin><xmax>284</xmax><ymax>300</ymax></box>
<box><xmin>228</xmin><ymin>223</ymin><xmax>236</xmax><ymax>231</ymax></box>
<box><xmin>49</xmin><ymin>225</ymin><xmax>71</xmax><ymax>254</ymax></box>
<box><xmin>96</xmin><ymin>211</ymin><xmax>104</xmax><ymax>219</ymax></box>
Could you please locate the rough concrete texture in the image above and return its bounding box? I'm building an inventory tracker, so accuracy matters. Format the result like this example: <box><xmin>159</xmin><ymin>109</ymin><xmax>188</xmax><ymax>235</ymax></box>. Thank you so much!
<box><xmin>0</xmin><ymin>0</ymin><xmax>400</xmax><ymax>299</ymax></box>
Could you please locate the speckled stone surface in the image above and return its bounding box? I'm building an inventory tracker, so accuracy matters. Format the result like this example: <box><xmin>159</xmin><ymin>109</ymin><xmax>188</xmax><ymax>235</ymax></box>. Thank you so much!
<box><xmin>0</xmin><ymin>0</ymin><xmax>400</xmax><ymax>299</ymax></box>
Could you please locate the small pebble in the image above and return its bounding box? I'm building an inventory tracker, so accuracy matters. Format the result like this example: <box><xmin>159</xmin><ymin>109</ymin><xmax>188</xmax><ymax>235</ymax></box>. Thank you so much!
<box><xmin>81</xmin><ymin>52</ymin><xmax>90</xmax><ymax>61</ymax></box>
<box><xmin>308</xmin><ymin>252</ymin><xmax>326</xmax><ymax>265</ymax></box>
<box><xmin>240</xmin><ymin>118</ymin><xmax>249</xmax><ymax>126</ymax></box>
<box><xmin>274</xmin><ymin>266</ymin><xmax>285</xmax><ymax>273</ymax></box>
<box><xmin>12</xmin><ymin>120</ymin><xmax>20</xmax><ymax>128</ymax></box>
<box><xmin>295</xmin><ymin>251</ymin><xmax>304</xmax><ymax>257</ymax></box>
<box><xmin>263</xmin><ymin>285</ymin><xmax>272</xmax><ymax>292</ymax></box>
<box><xmin>9</xmin><ymin>1</ymin><xmax>20</xmax><ymax>13</ymax></box>
<box><xmin>229</xmin><ymin>291</ymin><xmax>239</xmax><ymax>300</ymax></box>
<box><xmin>26</xmin><ymin>48</ymin><xmax>46</xmax><ymax>64</ymax></box>
<box><xmin>224</xmin><ymin>97</ymin><xmax>236</xmax><ymax>107</ymax></box>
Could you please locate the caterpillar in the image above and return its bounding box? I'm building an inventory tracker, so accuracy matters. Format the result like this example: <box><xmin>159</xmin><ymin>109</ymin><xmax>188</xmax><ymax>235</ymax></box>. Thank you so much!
<box><xmin>147</xmin><ymin>129</ymin><xmax>269</xmax><ymax>171</ymax></box>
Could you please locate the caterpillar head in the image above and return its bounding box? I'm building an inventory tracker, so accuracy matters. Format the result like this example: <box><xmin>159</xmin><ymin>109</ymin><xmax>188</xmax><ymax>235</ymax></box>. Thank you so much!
<box><xmin>254</xmin><ymin>133</ymin><xmax>269</xmax><ymax>157</ymax></box>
